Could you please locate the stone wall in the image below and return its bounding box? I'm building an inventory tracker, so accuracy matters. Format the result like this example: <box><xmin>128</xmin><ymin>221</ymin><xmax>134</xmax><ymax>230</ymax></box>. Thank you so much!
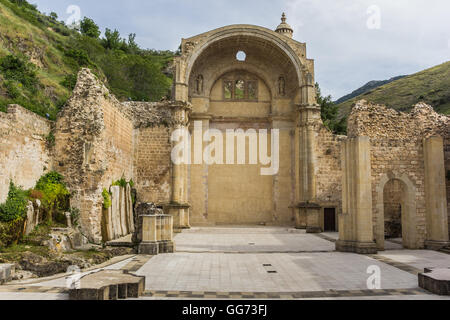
<box><xmin>123</xmin><ymin>102</ymin><xmax>174</xmax><ymax>205</ymax></box>
<box><xmin>54</xmin><ymin>69</ymin><xmax>134</xmax><ymax>243</ymax></box>
<box><xmin>0</xmin><ymin>105</ymin><xmax>52</xmax><ymax>203</ymax></box>
<box><xmin>315</xmin><ymin>125</ymin><xmax>345</xmax><ymax>225</ymax></box>
<box><xmin>347</xmin><ymin>100</ymin><xmax>449</xmax><ymax>247</ymax></box>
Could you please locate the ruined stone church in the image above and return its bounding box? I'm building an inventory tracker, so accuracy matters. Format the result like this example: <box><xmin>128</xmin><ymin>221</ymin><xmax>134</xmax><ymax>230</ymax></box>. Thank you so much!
<box><xmin>1</xmin><ymin>14</ymin><xmax>449</xmax><ymax>254</ymax></box>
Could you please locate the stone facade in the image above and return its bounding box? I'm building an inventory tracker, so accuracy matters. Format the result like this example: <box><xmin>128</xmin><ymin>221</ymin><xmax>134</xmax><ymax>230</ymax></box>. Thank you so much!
<box><xmin>1</xmin><ymin>15</ymin><xmax>448</xmax><ymax>251</ymax></box>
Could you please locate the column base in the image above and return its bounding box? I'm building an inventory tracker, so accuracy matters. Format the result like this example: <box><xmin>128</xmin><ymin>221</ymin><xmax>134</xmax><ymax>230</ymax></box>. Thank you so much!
<box><xmin>158</xmin><ymin>241</ymin><xmax>175</xmax><ymax>254</ymax></box>
<box><xmin>306</xmin><ymin>226</ymin><xmax>322</xmax><ymax>234</ymax></box>
<box><xmin>138</xmin><ymin>242</ymin><xmax>159</xmax><ymax>255</ymax></box>
<box><xmin>336</xmin><ymin>240</ymin><xmax>378</xmax><ymax>254</ymax></box>
<box><xmin>425</xmin><ymin>240</ymin><xmax>450</xmax><ymax>251</ymax></box>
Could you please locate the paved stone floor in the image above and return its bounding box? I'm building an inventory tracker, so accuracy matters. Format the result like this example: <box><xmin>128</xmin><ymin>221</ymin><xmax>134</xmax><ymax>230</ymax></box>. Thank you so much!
<box><xmin>1</xmin><ymin>226</ymin><xmax>449</xmax><ymax>300</ymax></box>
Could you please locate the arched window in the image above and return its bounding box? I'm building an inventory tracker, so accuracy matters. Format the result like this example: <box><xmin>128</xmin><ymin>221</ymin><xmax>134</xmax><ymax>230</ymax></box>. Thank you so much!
<box><xmin>223</xmin><ymin>77</ymin><xmax>258</xmax><ymax>101</ymax></box>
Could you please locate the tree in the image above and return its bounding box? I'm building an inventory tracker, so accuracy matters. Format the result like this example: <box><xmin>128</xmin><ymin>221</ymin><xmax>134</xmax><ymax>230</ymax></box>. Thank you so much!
<box><xmin>80</xmin><ymin>17</ymin><xmax>101</xmax><ymax>38</ymax></box>
<box><xmin>316</xmin><ymin>83</ymin><xmax>347</xmax><ymax>135</ymax></box>
<box><xmin>49</xmin><ymin>12</ymin><xmax>58</xmax><ymax>20</ymax></box>
<box><xmin>127</xmin><ymin>33</ymin><xmax>139</xmax><ymax>54</ymax></box>
<box><xmin>102</xmin><ymin>28</ymin><xmax>126</xmax><ymax>50</ymax></box>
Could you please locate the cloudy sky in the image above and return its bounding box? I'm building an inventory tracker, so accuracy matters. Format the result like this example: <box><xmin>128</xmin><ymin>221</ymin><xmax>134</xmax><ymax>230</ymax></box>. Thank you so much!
<box><xmin>30</xmin><ymin>0</ymin><xmax>450</xmax><ymax>100</ymax></box>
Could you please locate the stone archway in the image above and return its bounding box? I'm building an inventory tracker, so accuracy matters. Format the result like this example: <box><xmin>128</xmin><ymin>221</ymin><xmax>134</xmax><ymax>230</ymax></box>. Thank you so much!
<box><xmin>375</xmin><ymin>172</ymin><xmax>417</xmax><ymax>250</ymax></box>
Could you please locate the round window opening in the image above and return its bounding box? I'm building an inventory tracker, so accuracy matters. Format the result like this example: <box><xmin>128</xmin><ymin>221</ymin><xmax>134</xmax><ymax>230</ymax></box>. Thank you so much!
<box><xmin>236</xmin><ymin>51</ymin><xmax>246</xmax><ymax>61</ymax></box>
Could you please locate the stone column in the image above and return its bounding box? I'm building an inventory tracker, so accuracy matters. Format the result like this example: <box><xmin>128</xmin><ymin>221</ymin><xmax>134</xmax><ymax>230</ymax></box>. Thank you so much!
<box><xmin>424</xmin><ymin>136</ymin><xmax>450</xmax><ymax>250</ymax></box>
<box><xmin>336</xmin><ymin>137</ymin><xmax>377</xmax><ymax>254</ymax></box>
<box><xmin>294</xmin><ymin>98</ymin><xmax>322</xmax><ymax>233</ymax></box>
<box><xmin>166</xmin><ymin>102</ymin><xmax>192</xmax><ymax>231</ymax></box>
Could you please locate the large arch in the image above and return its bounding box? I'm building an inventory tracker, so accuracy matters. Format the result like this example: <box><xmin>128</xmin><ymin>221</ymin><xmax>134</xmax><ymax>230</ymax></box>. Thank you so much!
<box><xmin>375</xmin><ymin>171</ymin><xmax>418</xmax><ymax>250</ymax></box>
<box><xmin>184</xmin><ymin>25</ymin><xmax>305</xmax><ymax>90</ymax></box>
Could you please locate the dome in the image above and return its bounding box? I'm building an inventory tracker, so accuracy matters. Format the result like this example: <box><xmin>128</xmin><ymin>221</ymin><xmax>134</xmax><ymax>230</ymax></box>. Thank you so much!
<box><xmin>275</xmin><ymin>13</ymin><xmax>293</xmax><ymax>38</ymax></box>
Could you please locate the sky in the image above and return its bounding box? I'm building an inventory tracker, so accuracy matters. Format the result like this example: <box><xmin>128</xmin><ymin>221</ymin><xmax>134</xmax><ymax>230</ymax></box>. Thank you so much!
<box><xmin>30</xmin><ymin>0</ymin><xmax>450</xmax><ymax>100</ymax></box>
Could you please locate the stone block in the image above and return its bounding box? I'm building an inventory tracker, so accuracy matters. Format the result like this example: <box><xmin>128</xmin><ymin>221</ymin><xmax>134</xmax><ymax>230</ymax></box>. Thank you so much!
<box><xmin>69</xmin><ymin>270</ymin><xmax>145</xmax><ymax>300</ymax></box>
<box><xmin>418</xmin><ymin>268</ymin><xmax>450</xmax><ymax>296</ymax></box>
<box><xmin>0</xmin><ymin>264</ymin><xmax>15</xmax><ymax>284</ymax></box>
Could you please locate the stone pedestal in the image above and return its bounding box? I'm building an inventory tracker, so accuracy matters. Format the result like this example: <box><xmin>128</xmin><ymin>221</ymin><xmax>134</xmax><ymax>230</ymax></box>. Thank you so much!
<box><xmin>295</xmin><ymin>203</ymin><xmax>321</xmax><ymax>233</ymax></box>
<box><xmin>135</xmin><ymin>203</ymin><xmax>175</xmax><ymax>255</ymax></box>
<box><xmin>164</xmin><ymin>203</ymin><xmax>191</xmax><ymax>233</ymax></box>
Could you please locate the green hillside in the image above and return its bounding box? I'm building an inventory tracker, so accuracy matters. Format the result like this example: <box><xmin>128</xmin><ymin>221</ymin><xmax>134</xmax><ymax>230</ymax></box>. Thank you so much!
<box><xmin>338</xmin><ymin>61</ymin><xmax>450</xmax><ymax>117</ymax></box>
<box><xmin>0</xmin><ymin>0</ymin><xmax>175</xmax><ymax>120</ymax></box>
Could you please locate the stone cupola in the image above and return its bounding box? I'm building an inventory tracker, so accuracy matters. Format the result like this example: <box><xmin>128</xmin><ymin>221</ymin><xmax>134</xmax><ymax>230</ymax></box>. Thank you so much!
<box><xmin>275</xmin><ymin>13</ymin><xmax>293</xmax><ymax>38</ymax></box>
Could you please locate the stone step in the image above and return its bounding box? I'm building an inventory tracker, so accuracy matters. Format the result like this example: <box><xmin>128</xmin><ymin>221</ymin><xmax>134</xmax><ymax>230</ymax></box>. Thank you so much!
<box><xmin>439</xmin><ymin>247</ymin><xmax>450</xmax><ymax>254</ymax></box>
<box><xmin>0</xmin><ymin>264</ymin><xmax>15</xmax><ymax>284</ymax></box>
<box><xmin>68</xmin><ymin>270</ymin><xmax>145</xmax><ymax>300</ymax></box>
<box><xmin>419</xmin><ymin>268</ymin><xmax>450</xmax><ymax>296</ymax></box>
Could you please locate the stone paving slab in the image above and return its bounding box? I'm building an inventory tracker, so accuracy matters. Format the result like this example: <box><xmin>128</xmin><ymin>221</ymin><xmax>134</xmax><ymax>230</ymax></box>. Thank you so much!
<box><xmin>175</xmin><ymin>227</ymin><xmax>335</xmax><ymax>253</ymax></box>
<box><xmin>378</xmin><ymin>250</ymin><xmax>450</xmax><ymax>271</ymax></box>
<box><xmin>135</xmin><ymin>251</ymin><xmax>418</xmax><ymax>293</ymax></box>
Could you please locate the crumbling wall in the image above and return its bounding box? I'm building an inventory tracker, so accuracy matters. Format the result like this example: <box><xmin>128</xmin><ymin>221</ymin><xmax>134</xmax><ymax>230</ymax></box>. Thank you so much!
<box><xmin>0</xmin><ymin>105</ymin><xmax>52</xmax><ymax>203</ymax></box>
<box><xmin>123</xmin><ymin>102</ymin><xmax>174</xmax><ymax>205</ymax></box>
<box><xmin>315</xmin><ymin>125</ymin><xmax>345</xmax><ymax>210</ymax></box>
<box><xmin>54</xmin><ymin>69</ymin><xmax>134</xmax><ymax>243</ymax></box>
<box><xmin>348</xmin><ymin>100</ymin><xmax>449</xmax><ymax>247</ymax></box>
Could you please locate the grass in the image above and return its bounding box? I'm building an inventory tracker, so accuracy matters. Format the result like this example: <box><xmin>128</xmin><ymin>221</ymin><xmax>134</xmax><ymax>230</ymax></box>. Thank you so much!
<box><xmin>338</xmin><ymin>61</ymin><xmax>450</xmax><ymax>117</ymax></box>
<box><xmin>0</xmin><ymin>0</ymin><xmax>174</xmax><ymax>120</ymax></box>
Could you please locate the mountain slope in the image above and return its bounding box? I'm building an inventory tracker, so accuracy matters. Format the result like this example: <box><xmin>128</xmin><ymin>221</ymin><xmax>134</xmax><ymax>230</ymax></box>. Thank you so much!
<box><xmin>337</xmin><ymin>61</ymin><xmax>450</xmax><ymax>117</ymax></box>
<box><xmin>335</xmin><ymin>76</ymin><xmax>406</xmax><ymax>105</ymax></box>
<box><xmin>0</xmin><ymin>0</ymin><xmax>174</xmax><ymax>120</ymax></box>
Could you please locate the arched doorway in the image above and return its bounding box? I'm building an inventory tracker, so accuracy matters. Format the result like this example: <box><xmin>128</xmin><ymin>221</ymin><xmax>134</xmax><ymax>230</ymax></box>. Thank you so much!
<box><xmin>375</xmin><ymin>173</ymin><xmax>417</xmax><ymax>250</ymax></box>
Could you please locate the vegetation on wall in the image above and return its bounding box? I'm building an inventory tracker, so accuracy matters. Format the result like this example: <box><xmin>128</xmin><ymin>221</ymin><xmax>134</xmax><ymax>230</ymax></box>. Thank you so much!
<box><xmin>102</xmin><ymin>188</ymin><xmax>112</xmax><ymax>209</ymax></box>
<box><xmin>316</xmin><ymin>83</ymin><xmax>347</xmax><ymax>135</ymax></box>
<box><xmin>0</xmin><ymin>0</ymin><xmax>175</xmax><ymax>120</ymax></box>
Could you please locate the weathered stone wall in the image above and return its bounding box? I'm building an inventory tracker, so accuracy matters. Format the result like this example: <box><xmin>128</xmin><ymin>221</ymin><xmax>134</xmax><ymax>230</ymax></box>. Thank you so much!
<box><xmin>0</xmin><ymin>105</ymin><xmax>52</xmax><ymax>203</ymax></box>
<box><xmin>122</xmin><ymin>102</ymin><xmax>174</xmax><ymax>205</ymax></box>
<box><xmin>348</xmin><ymin>100</ymin><xmax>449</xmax><ymax>247</ymax></box>
<box><xmin>54</xmin><ymin>69</ymin><xmax>134</xmax><ymax>243</ymax></box>
<box><xmin>315</xmin><ymin>125</ymin><xmax>345</xmax><ymax>228</ymax></box>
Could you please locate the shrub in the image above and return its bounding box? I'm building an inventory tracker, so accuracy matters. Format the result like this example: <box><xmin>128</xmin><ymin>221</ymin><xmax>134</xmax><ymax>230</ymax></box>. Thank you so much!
<box><xmin>5</xmin><ymin>81</ymin><xmax>21</xmax><ymax>99</ymax></box>
<box><xmin>0</xmin><ymin>181</ymin><xmax>29</xmax><ymax>223</ymax></box>
<box><xmin>0</xmin><ymin>218</ymin><xmax>25</xmax><ymax>247</ymax></box>
<box><xmin>102</xmin><ymin>188</ymin><xmax>111</xmax><ymax>209</ymax></box>
<box><xmin>64</xmin><ymin>49</ymin><xmax>91</xmax><ymax>67</ymax></box>
<box><xmin>45</xmin><ymin>130</ymin><xmax>55</xmax><ymax>148</ymax></box>
<box><xmin>0</xmin><ymin>55</ymin><xmax>37</xmax><ymax>89</ymax></box>
<box><xmin>35</xmin><ymin>172</ymin><xmax>70</xmax><ymax>223</ymax></box>
<box><xmin>61</xmin><ymin>74</ymin><xmax>77</xmax><ymax>90</ymax></box>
